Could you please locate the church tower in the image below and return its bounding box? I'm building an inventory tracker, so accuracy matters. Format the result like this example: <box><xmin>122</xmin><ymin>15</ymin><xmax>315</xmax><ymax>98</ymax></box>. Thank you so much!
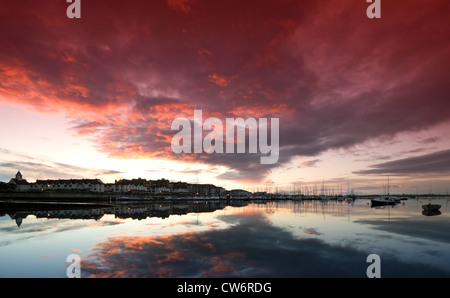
<box><xmin>15</xmin><ymin>171</ymin><xmax>23</xmax><ymax>181</ymax></box>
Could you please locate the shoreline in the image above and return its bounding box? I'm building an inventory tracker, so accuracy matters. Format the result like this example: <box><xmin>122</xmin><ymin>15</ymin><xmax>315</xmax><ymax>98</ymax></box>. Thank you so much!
<box><xmin>0</xmin><ymin>191</ymin><xmax>445</xmax><ymax>204</ymax></box>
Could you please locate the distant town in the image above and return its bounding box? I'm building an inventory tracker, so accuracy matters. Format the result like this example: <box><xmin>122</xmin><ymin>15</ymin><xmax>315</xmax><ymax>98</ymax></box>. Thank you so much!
<box><xmin>2</xmin><ymin>170</ymin><xmax>356</xmax><ymax>201</ymax></box>
<box><xmin>1</xmin><ymin>171</ymin><xmax>444</xmax><ymax>200</ymax></box>
<box><xmin>3</xmin><ymin>170</ymin><xmax>295</xmax><ymax>199</ymax></box>
<box><xmin>4</xmin><ymin>170</ymin><xmax>233</xmax><ymax>197</ymax></box>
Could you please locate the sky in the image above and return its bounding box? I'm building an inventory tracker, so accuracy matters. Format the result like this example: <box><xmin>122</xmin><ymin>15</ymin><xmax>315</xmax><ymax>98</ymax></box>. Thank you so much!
<box><xmin>1</xmin><ymin>0</ymin><xmax>450</xmax><ymax>194</ymax></box>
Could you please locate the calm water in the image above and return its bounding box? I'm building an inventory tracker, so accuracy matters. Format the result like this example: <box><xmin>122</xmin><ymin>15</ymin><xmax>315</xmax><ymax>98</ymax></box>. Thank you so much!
<box><xmin>1</xmin><ymin>198</ymin><xmax>450</xmax><ymax>278</ymax></box>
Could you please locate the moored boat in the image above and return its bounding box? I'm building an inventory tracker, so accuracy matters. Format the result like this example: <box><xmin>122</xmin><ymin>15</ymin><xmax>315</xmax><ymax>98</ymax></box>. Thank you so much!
<box><xmin>371</xmin><ymin>176</ymin><xmax>398</xmax><ymax>207</ymax></box>
<box><xmin>371</xmin><ymin>197</ymin><xmax>396</xmax><ymax>207</ymax></box>
<box><xmin>422</xmin><ymin>203</ymin><xmax>441</xmax><ymax>211</ymax></box>
<box><xmin>321</xmin><ymin>196</ymin><xmax>330</xmax><ymax>202</ymax></box>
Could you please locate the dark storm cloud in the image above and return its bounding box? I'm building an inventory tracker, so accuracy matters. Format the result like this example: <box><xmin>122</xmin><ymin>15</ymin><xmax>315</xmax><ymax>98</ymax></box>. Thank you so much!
<box><xmin>354</xmin><ymin>149</ymin><xmax>450</xmax><ymax>175</ymax></box>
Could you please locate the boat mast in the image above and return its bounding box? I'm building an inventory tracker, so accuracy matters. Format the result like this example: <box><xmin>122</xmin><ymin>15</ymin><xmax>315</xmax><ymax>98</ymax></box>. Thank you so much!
<box><xmin>387</xmin><ymin>176</ymin><xmax>390</xmax><ymax>198</ymax></box>
<box><xmin>347</xmin><ymin>178</ymin><xmax>350</xmax><ymax>196</ymax></box>
<box><xmin>322</xmin><ymin>179</ymin><xmax>324</xmax><ymax>196</ymax></box>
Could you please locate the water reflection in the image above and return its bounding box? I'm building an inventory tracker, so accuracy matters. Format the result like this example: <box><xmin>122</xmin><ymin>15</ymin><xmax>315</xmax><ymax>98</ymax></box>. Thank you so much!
<box><xmin>0</xmin><ymin>200</ymin><xmax>247</xmax><ymax>227</ymax></box>
<box><xmin>82</xmin><ymin>211</ymin><xmax>370</xmax><ymax>277</ymax></box>
<box><xmin>422</xmin><ymin>210</ymin><xmax>442</xmax><ymax>217</ymax></box>
<box><xmin>81</xmin><ymin>206</ymin><xmax>450</xmax><ymax>278</ymax></box>
<box><xmin>1</xmin><ymin>198</ymin><xmax>450</xmax><ymax>277</ymax></box>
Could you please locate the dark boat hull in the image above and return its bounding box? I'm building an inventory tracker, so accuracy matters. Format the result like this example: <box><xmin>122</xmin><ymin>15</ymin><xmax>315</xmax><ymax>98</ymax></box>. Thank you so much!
<box><xmin>422</xmin><ymin>204</ymin><xmax>441</xmax><ymax>211</ymax></box>
<box><xmin>371</xmin><ymin>199</ymin><xmax>396</xmax><ymax>207</ymax></box>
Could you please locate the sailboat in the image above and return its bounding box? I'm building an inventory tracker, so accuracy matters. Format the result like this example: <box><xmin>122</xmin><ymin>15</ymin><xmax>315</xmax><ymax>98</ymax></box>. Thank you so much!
<box><xmin>320</xmin><ymin>179</ymin><xmax>330</xmax><ymax>202</ymax></box>
<box><xmin>371</xmin><ymin>176</ymin><xmax>398</xmax><ymax>207</ymax></box>
<box><xmin>344</xmin><ymin>178</ymin><xmax>354</xmax><ymax>202</ymax></box>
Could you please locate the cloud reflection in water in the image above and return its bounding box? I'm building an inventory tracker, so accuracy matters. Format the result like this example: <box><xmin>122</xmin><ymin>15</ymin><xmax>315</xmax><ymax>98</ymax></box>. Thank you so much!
<box><xmin>82</xmin><ymin>210</ymin><xmax>450</xmax><ymax>278</ymax></box>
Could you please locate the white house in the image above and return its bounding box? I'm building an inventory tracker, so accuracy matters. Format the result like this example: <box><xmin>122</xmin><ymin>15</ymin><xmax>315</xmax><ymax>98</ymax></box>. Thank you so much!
<box><xmin>33</xmin><ymin>179</ymin><xmax>105</xmax><ymax>192</ymax></box>
<box><xmin>104</xmin><ymin>179</ymin><xmax>148</xmax><ymax>193</ymax></box>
